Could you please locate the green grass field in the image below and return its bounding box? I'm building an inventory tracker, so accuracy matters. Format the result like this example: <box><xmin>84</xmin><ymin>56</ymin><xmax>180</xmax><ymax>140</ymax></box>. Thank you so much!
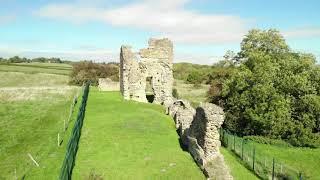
<box><xmin>0</xmin><ymin>72</ymin><xmax>69</xmax><ymax>87</ymax></box>
<box><xmin>221</xmin><ymin>148</ymin><xmax>258</xmax><ymax>180</ymax></box>
<box><xmin>0</xmin><ymin>62</ymin><xmax>72</xmax><ymax>75</ymax></box>
<box><xmin>0</xmin><ymin>62</ymin><xmax>78</xmax><ymax>179</ymax></box>
<box><xmin>72</xmin><ymin>89</ymin><xmax>205</xmax><ymax>179</ymax></box>
<box><xmin>251</xmin><ymin>141</ymin><xmax>320</xmax><ymax>179</ymax></box>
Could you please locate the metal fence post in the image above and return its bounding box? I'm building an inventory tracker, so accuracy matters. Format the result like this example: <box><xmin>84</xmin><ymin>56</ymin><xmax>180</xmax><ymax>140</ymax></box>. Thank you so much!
<box><xmin>241</xmin><ymin>139</ymin><xmax>244</xmax><ymax>160</ymax></box>
<box><xmin>272</xmin><ymin>158</ymin><xmax>275</xmax><ymax>180</ymax></box>
<box><xmin>233</xmin><ymin>135</ymin><xmax>236</xmax><ymax>151</ymax></box>
<box><xmin>226</xmin><ymin>133</ymin><xmax>229</xmax><ymax>148</ymax></box>
<box><xmin>252</xmin><ymin>147</ymin><xmax>255</xmax><ymax>171</ymax></box>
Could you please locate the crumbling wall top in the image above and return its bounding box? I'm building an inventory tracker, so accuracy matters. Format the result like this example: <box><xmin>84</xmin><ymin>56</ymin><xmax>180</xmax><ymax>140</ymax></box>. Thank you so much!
<box><xmin>139</xmin><ymin>38</ymin><xmax>173</xmax><ymax>61</ymax></box>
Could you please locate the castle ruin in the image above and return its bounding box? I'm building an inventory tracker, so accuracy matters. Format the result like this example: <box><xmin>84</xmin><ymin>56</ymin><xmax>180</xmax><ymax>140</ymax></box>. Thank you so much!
<box><xmin>120</xmin><ymin>38</ymin><xmax>232</xmax><ymax>179</ymax></box>
<box><xmin>168</xmin><ymin>100</ymin><xmax>233</xmax><ymax>179</ymax></box>
<box><xmin>119</xmin><ymin>38</ymin><xmax>173</xmax><ymax>106</ymax></box>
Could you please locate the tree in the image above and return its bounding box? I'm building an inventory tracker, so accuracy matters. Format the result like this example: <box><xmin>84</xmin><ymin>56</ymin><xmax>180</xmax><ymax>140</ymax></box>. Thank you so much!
<box><xmin>186</xmin><ymin>70</ymin><xmax>203</xmax><ymax>85</ymax></box>
<box><xmin>218</xmin><ymin>29</ymin><xmax>320</xmax><ymax>147</ymax></box>
<box><xmin>69</xmin><ymin>61</ymin><xmax>119</xmax><ymax>86</ymax></box>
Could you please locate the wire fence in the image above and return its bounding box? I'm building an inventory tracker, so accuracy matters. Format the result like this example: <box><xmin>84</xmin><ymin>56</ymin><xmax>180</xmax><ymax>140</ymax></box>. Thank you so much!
<box><xmin>0</xmin><ymin>86</ymin><xmax>81</xmax><ymax>179</ymax></box>
<box><xmin>220</xmin><ymin>128</ymin><xmax>303</xmax><ymax>180</ymax></box>
<box><xmin>59</xmin><ymin>82</ymin><xmax>90</xmax><ymax>180</ymax></box>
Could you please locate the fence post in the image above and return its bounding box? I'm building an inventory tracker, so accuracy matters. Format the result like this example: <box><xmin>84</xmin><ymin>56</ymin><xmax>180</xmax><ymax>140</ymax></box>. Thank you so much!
<box><xmin>58</xmin><ymin>133</ymin><xmax>60</xmax><ymax>147</ymax></box>
<box><xmin>272</xmin><ymin>158</ymin><xmax>275</xmax><ymax>180</ymax></box>
<box><xmin>233</xmin><ymin>135</ymin><xmax>236</xmax><ymax>151</ymax></box>
<box><xmin>299</xmin><ymin>172</ymin><xmax>303</xmax><ymax>180</ymax></box>
<box><xmin>226</xmin><ymin>133</ymin><xmax>229</xmax><ymax>148</ymax></box>
<box><xmin>252</xmin><ymin>147</ymin><xmax>255</xmax><ymax>171</ymax></box>
<box><xmin>241</xmin><ymin>139</ymin><xmax>244</xmax><ymax>160</ymax></box>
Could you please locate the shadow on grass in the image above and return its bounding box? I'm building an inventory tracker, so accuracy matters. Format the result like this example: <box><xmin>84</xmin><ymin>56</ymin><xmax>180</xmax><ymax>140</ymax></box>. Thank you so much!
<box><xmin>176</xmin><ymin>129</ymin><xmax>189</xmax><ymax>152</ymax></box>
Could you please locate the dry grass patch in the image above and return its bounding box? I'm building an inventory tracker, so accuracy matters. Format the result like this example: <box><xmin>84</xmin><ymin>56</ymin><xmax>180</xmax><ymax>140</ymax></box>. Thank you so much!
<box><xmin>173</xmin><ymin>79</ymin><xmax>209</xmax><ymax>107</ymax></box>
<box><xmin>0</xmin><ymin>72</ymin><xmax>69</xmax><ymax>87</ymax></box>
<box><xmin>0</xmin><ymin>86</ymin><xmax>78</xmax><ymax>102</ymax></box>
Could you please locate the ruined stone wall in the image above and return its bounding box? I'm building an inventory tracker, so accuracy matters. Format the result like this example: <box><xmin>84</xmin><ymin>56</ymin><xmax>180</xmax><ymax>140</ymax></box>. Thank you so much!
<box><xmin>98</xmin><ymin>78</ymin><xmax>120</xmax><ymax>91</ymax></box>
<box><xmin>168</xmin><ymin>100</ymin><xmax>232</xmax><ymax>179</ymax></box>
<box><xmin>120</xmin><ymin>38</ymin><xmax>173</xmax><ymax>105</ymax></box>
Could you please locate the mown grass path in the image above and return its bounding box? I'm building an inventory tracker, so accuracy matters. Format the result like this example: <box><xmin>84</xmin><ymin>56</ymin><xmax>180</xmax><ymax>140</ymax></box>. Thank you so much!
<box><xmin>72</xmin><ymin>89</ymin><xmax>205</xmax><ymax>179</ymax></box>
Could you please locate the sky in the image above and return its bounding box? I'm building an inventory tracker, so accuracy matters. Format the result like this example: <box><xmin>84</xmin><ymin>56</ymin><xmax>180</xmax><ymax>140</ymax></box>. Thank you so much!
<box><xmin>0</xmin><ymin>0</ymin><xmax>319</xmax><ymax>64</ymax></box>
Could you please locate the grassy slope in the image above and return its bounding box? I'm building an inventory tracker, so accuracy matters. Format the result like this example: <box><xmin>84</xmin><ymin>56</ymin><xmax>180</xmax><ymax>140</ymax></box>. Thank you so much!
<box><xmin>221</xmin><ymin>148</ymin><xmax>258</xmax><ymax>180</ymax></box>
<box><xmin>0</xmin><ymin>63</ymin><xmax>72</xmax><ymax>75</ymax></box>
<box><xmin>251</xmin><ymin>142</ymin><xmax>320</xmax><ymax>179</ymax></box>
<box><xmin>0</xmin><ymin>92</ymin><xmax>77</xmax><ymax>179</ymax></box>
<box><xmin>0</xmin><ymin>63</ymin><xmax>78</xmax><ymax>179</ymax></box>
<box><xmin>72</xmin><ymin>89</ymin><xmax>205</xmax><ymax>179</ymax></box>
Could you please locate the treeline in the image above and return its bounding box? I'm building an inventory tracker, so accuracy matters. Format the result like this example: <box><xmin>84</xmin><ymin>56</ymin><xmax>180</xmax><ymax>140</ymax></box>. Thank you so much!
<box><xmin>69</xmin><ymin>61</ymin><xmax>119</xmax><ymax>86</ymax></box>
<box><xmin>173</xmin><ymin>57</ymin><xmax>235</xmax><ymax>87</ymax></box>
<box><xmin>0</xmin><ymin>56</ymin><xmax>72</xmax><ymax>64</ymax></box>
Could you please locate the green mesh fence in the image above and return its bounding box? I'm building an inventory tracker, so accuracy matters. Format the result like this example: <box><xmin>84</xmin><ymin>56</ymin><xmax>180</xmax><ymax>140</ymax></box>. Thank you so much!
<box><xmin>59</xmin><ymin>82</ymin><xmax>90</xmax><ymax>180</ymax></box>
<box><xmin>220</xmin><ymin>128</ymin><xmax>303</xmax><ymax>180</ymax></box>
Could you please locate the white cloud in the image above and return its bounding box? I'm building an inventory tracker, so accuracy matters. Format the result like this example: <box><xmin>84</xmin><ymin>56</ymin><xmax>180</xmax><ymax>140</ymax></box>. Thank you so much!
<box><xmin>284</xmin><ymin>27</ymin><xmax>320</xmax><ymax>38</ymax></box>
<box><xmin>35</xmin><ymin>0</ymin><xmax>249</xmax><ymax>44</ymax></box>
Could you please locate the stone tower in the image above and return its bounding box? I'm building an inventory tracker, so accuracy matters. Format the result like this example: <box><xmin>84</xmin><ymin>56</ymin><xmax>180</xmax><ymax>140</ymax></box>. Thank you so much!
<box><xmin>120</xmin><ymin>38</ymin><xmax>174</xmax><ymax>106</ymax></box>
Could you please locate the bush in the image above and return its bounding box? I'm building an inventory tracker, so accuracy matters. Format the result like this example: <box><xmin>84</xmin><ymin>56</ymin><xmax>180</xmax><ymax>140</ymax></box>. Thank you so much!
<box><xmin>69</xmin><ymin>61</ymin><xmax>119</xmax><ymax>86</ymax></box>
<box><xmin>186</xmin><ymin>70</ymin><xmax>203</xmax><ymax>84</ymax></box>
<box><xmin>172</xmin><ymin>88</ymin><xmax>179</xmax><ymax>99</ymax></box>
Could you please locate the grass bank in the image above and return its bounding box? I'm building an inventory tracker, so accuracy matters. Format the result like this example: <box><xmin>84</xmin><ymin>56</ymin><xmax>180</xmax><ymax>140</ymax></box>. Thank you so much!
<box><xmin>0</xmin><ymin>85</ymin><xmax>78</xmax><ymax>179</ymax></box>
<box><xmin>0</xmin><ymin>63</ymin><xmax>78</xmax><ymax>178</ymax></box>
<box><xmin>72</xmin><ymin>89</ymin><xmax>205</xmax><ymax>179</ymax></box>
<box><xmin>252</xmin><ymin>141</ymin><xmax>320</xmax><ymax>179</ymax></box>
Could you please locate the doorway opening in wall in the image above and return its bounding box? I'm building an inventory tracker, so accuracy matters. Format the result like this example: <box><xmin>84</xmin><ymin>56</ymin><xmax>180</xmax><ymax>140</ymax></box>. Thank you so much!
<box><xmin>145</xmin><ymin>77</ymin><xmax>155</xmax><ymax>103</ymax></box>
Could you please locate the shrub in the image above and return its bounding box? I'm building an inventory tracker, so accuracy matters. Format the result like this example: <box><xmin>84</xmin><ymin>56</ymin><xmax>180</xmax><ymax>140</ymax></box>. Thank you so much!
<box><xmin>69</xmin><ymin>61</ymin><xmax>119</xmax><ymax>86</ymax></box>
<box><xmin>186</xmin><ymin>70</ymin><xmax>203</xmax><ymax>84</ymax></box>
<box><xmin>172</xmin><ymin>88</ymin><xmax>179</xmax><ymax>99</ymax></box>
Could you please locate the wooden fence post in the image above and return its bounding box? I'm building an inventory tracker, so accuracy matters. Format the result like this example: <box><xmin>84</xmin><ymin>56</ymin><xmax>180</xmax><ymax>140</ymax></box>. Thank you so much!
<box><xmin>28</xmin><ymin>153</ymin><xmax>39</xmax><ymax>167</ymax></box>
<box><xmin>58</xmin><ymin>133</ymin><xmax>60</xmax><ymax>146</ymax></box>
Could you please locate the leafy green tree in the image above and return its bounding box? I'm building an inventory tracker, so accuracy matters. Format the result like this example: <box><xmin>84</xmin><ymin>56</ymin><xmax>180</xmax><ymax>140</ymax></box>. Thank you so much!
<box><xmin>219</xmin><ymin>29</ymin><xmax>320</xmax><ymax>147</ymax></box>
<box><xmin>70</xmin><ymin>61</ymin><xmax>119</xmax><ymax>86</ymax></box>
<box><xmin>186</xmin><ymin>70</ymin><xmax>203</xmax><ymax>85</ymax></box>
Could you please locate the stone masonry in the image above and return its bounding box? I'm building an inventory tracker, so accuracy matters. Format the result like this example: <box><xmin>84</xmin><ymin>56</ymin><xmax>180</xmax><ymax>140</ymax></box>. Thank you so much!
<box><xmin>120</xmin><ymin>38</ymin><xmax>173</xmax><ymax>106</ymax></box>
<box><xmin>98</xmin><ymin>78</ymin><xmax>120</xmax><ymax>91</ymax></box>
<box><xmin>168</xmin><ymin>100</ymin><xmax>232</xmax><ymax>179</ymax></box>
